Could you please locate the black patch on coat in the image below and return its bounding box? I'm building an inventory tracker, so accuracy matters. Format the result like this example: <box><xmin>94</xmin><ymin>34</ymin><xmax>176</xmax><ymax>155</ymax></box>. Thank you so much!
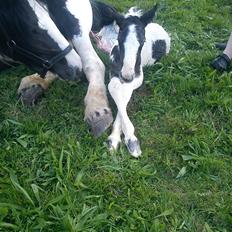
<box><xmin>90</xmin><ymin>1</ymin><xmax>118</xmax><ymax>32</ymax></box>
<box><xmin>135</xmin><ymin>46</ymin><xmax>142</xmax><ymax>76</ymax></box>
<box><xmin>110</xmin><ymin>45</ymin><xmax>123</xmax><ymax>78</ymax></box>
<box><xmin>42</xmin><ymin>0</ymin><xmax>81</xmax><ymax>40</ymax></box>
<box><xmin>152</xmin><ymin>40</ymin><xmax>166</xmax><ymax>61</ymax></box>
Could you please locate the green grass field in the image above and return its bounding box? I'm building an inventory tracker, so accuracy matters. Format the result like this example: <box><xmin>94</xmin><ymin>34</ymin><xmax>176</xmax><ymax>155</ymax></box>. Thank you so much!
<box><xmin>0</xmin><ymin>0</ymin><xmax>232</xmax><ymax>231</ymax></box>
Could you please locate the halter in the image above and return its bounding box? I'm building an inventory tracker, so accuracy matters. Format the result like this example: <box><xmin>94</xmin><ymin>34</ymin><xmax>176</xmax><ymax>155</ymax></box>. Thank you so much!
<box><xmin>0</xmin><ymin>22</ymin><xmax>73</xmax><ymax>78</ymax></box>
<box><xmin>7</xmin><ymin>40</ymin><xmax>72</xmax><ymax>77</ymax></box>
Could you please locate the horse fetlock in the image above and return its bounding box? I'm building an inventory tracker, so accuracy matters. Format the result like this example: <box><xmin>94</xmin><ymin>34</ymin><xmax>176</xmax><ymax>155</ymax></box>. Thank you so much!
<box><xmin>107</xmin><ymin>134</ymin><xmax>121</xmax><ymax>151</ymax></box>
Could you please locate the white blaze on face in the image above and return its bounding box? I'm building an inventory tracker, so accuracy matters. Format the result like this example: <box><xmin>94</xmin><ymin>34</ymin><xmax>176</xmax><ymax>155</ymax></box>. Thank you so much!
<box><xmin>121</xmin><ymin>25</ymin><xmax>140</xmax><ymax>79</ymax></box>
<box><xmin>26</xmin><ymin>0</ymin><xmax>82</xmax><ymax>70</ymax></box>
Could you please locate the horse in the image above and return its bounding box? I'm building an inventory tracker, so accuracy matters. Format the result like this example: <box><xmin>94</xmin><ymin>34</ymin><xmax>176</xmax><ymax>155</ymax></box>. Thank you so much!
<box><xmin>93</xmin><ymin>5</ymin><xmax>171</xmax><ymax>157</ymax></box>
<box><xmin>0</xmin><ymin>0</ymin><xmax>118</xmax><ymax>137</ymax></box>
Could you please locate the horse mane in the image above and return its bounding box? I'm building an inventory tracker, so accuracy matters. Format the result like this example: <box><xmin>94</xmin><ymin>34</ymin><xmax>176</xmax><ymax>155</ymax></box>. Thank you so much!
<box><xmin>90</xmin><ymin>0</ymin><xmax>119</xmax><ymax>32</ymax></box>
<box><xmin>124</xmin><ymin>7</ymin><xmax>143</xmax><ymax>18</ymax></box>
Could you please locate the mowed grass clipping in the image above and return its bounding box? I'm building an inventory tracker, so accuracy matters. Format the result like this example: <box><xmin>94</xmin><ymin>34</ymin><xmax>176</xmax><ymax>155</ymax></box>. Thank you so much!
<box><xmin>0</xmin><ymin>0</ymin><xmax>232</xmax><ymax>231</ymax></box>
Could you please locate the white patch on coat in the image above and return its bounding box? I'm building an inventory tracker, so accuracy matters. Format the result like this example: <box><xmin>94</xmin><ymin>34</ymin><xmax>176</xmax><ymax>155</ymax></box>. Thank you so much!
<box><xmin>121</xmin><ymin>25</ymin><xmax>140</xmax><ymax>79</ymax></box>
<box><xmin>27</xmin><ymin>0</ymin><xmax>82</xmax><ymax>70</ymax></box>
<box><xmin>142</xmin><ymin>23</ymin><xmax>171</xmax><ymax>66</ymax></box>
<box><xmin>125</xmin><ymin>7</ymin><xmax>143</xmax><ymax>17</ymax></box>
<box><xmin>65</xmin><ymin>0</ymin><xmax>93</xmax><ymax>34</ymax></box>
<box><xmin>110</xmin><ymin>53</ymin><xmax>115</xmax><ymax>62</ymax></box>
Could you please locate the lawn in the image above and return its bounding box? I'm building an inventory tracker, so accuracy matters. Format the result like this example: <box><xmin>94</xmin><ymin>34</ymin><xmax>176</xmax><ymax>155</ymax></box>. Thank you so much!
<box><xmin>0</xmin><ymin>0</ymin><xmax>232</xmax><ymax>231</ymax></box>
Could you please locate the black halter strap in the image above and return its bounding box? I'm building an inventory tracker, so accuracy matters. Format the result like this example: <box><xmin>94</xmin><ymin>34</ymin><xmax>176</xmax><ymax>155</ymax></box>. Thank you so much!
<box><xmin>0</xmin><ymin>22</ymin><xmax>73</xmax><ymax>78</ymax></box>
<box><xmin>7</xmin><ymin>40</ymin><xmax>73</xmax><ymax>77</ymax></box>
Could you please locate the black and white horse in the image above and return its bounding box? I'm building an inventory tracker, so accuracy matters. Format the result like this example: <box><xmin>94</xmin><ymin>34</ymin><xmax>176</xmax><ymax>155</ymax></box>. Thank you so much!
<box><xmin>0</xmin><ymin>0</ymin><xmax>117</xmax><ymax>136</ymax></box>
<box><xmin>93</xmin><ymin>5</ymin><xmax>171</xmax><ymax>156</ymax></box>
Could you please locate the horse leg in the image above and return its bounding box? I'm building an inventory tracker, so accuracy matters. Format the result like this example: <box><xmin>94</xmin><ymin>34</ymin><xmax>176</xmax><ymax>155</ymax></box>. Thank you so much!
<box><xmin>108</xmin><ymin>77</ymin><xmax>142</xmax><ymax>157</ymax></box>
<box><xmin>108</xmin><ymin>112</ymin><xmax>122</xmax><ymax>151</ymax></box>
<box><xmin>18</xmin><ymin>72</ymin><xmax>57</xmax><ymax>106</ymax></box>
<box><xmin>72</xmin><ymin>35</ymin><xmax>113</xmax><ymax>137</ymax></box>
<box><xmin>61</xmin><ymin>0</ymin><xmax>113</xmax><ymax>137</ymax></box>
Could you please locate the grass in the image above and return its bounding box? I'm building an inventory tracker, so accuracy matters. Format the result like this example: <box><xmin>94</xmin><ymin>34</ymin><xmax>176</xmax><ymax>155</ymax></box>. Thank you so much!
<box><xmin>0</xmin><ymin>0</ymin><xmax>232</xmax><ymax>231</ymax></box>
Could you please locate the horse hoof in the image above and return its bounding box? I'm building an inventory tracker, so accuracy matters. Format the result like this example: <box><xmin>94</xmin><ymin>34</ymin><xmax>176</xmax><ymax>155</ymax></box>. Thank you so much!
<box><xmin>125</xmin><ymin>139</ymin><xmax>142</xmax><ymax>158</ymax></box>
<box><xmin>86</xmin><ymin>107</ymin><xmax>113</xmax><ymax>137</ymax></box>
<box><xmin>107</xmin><ymin>136</ymin><xmax>121</xmax><ymax>151</ymax></box>
<box><xmin>19</xmin><ymin>84</ymin><xmax>44</xmax><ymax>106</ymax></box>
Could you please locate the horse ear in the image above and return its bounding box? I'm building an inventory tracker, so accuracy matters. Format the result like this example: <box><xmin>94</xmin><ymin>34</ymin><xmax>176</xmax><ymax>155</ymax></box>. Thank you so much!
<box><xmin>140</xmin><ymin>4</ymin><xmax>158</xmax><ymax>26</ymax></box>
<box><xmin>115</xmin><ymin>13</ymin><xmax>125</xmax><ymax>28</ymax></box>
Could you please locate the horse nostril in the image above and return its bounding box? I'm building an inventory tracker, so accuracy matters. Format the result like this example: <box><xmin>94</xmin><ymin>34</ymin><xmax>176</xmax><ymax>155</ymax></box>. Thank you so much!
<box><xmin>64</xmin><ymin>66</ymin><xmax>74</xmax><ymax>78</ymax></box>
<box><xmin>121</xmin><ymin>74</ymin><xmax>134</xmax><ymax>83</ymax></box>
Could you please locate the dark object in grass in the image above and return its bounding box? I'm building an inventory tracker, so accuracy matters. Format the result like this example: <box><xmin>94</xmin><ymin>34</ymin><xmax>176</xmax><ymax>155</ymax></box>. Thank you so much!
<box><xmin>215</xmin><ymin>43</ymin><xmax>226</xmax><ymax>50</ymax></box>
<box><xmin>211</xmin><ymin>53</ymin><xmax>230</xmax><ymax>72</ymax></box>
